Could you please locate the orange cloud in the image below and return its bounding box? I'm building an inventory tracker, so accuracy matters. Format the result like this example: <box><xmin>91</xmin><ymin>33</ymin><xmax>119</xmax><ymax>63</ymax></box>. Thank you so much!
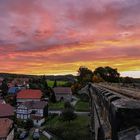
<box><xmin>0</xmin><ymin>0</ymin><xmax>140</xmax><ymax>77</ymax></box>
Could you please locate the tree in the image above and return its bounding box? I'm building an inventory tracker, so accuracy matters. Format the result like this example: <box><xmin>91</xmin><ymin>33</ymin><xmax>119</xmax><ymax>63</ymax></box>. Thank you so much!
<box><xmin>61</xmin><ymin>101</ymin><xmax>76</xmax><ymax>123</ymax></box>
<box><xmin>1</xmin><ymin>79</ymin><xmax>9</xmax><ymax>96</ymax></box>
<box><xmin>94</xmin><ymin>66</ymin><xmax>120</xmax><ymax>82</ymax></box>
<box><xmin>53</xmin><ymin>80</ymin><xmax>57</xmax><ymax>88</ymax></box>
<box><xmin>25</xmin><ymin>119</ymin><xmax>33</xmax><ymax>130</ymax></box>
<box><xmin>94</xmin><ymin>67</ymin><xmax>107</xmax><ymax>80</ymax></box>
<box><xmin>41</xmin><ymin>75</ymin><xmax>48</xmax><ymax>89</ymax></box>
<box><xmin>105</xmin><ymin>66</ymin><xmax>120</xmax><ymax>82</ymax></box>
<box><xmin>64</xmin><ymin>101</ymin><xmax>74</xmax><ymax>109</ymax></box>
<box><xmin>61</xmin><ymin>108</ymin><xmax>76</xmax><ymax>123</ymax></box>
<box><xmin>71</xmin><ymin>82</ymin><xmax>81</xmax><ymax>95</ymax></box>
<box><xmin>50</xmin><ymin>89</ymin><xmax>56</xmax><ymax>103</ymax></box>
<box><xmin>29</xmin><ymin>76</ymin><xmax>49</xmax><ymax>91</ymax></box>
<box><xmin>122</xmin><ymin>77</ymin><xmax>133</xmax><ymax>84</ymax></box>
<box><xmin>92</xmin><ymin>74</ymin><xmax>104</xmax><ymax>83</ymax></box>
<box><xmin>43</xmin><ymin>105</ymin><xmax>48</xmax><ymax>117</ymax></box>
<box><xmin>78</xmin><ymin>66</ymin><xmax>93</xmax><ymax>85</ymax></box>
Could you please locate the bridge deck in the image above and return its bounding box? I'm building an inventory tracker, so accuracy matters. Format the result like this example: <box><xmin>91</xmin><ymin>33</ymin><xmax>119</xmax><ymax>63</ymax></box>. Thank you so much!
<box><xmin>95</xmin><ymin>83</ymin><xmax>140</xmax><ymax>100</ymax></box>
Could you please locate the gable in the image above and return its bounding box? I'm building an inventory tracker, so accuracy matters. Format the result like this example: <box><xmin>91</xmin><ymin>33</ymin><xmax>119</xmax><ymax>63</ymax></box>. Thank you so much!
<box><xmin>17</xmin><ymin>104</ymin><xmax>27</xmax><ymax>110</ymax></box>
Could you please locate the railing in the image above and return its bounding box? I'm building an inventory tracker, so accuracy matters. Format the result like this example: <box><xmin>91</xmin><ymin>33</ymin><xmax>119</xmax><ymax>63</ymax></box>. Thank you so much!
<box><xmin>87</xmin><ymin>83</ymin><xmax>140</xmax><ymax>140</ymax></box>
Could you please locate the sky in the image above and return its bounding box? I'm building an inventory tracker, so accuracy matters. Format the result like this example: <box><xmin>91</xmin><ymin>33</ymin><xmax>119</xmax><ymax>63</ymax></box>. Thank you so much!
<box><xmin>0</xmin><ymin>0</ymin><xmax>140</xmax><ymax>77</ymax></box>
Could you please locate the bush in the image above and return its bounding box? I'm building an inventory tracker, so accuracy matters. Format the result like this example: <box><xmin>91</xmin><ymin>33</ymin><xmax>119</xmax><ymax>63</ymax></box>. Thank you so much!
<box><xmin>15</xmin><ymin>119</ymin><xmax>25</xmax><ymax>128</ymax></box>
<box><xmin>61</xmin><ymin>102</ymin><xmax>77</xmax><ymax>123</ymax></box>
<box><xmin>24</xmin><ymin>119</ymin><xmax>33</xmax><ymax>130</ymax></box>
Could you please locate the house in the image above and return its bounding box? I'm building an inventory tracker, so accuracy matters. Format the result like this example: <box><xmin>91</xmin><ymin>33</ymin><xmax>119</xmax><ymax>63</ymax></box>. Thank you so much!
<box><xmin>16</xmin><ymin>101</ymin><xmax>48</xmax><ymax>126</ymax></box>
<box><xmin>17</xmin><ymin>89</ymin><xmax>42</xmax><ymax>104</ymax></box>
<box><xmin>53</xmin><ymin>87</ymin><xmax>72</xmax><ymax>101</ymax></box>
<box><xmin>0</xmin><ymin>104</ymin><xmax>14</xmax><ymax>118</ymax></box>
<box><xmin>0</xmin><ymin>118</ymin><xmax>14</xmax><ymax>140</ymax></box>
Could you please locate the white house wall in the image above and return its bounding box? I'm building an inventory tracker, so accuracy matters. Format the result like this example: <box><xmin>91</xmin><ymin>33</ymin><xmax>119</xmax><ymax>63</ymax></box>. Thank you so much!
<box><xmin>33</xmin><ymin>118</ymin><xmax>45</xmax><ymax>127</ymax></box>
<box><xmin>17</xmin><ymin>99</ymin><xmax>40</xmax><ymax>103</ymax></box>
<box><xmin>6</xmin><ymin>129</ymin><xmax>14</xmax><ymax>140</ymax></box>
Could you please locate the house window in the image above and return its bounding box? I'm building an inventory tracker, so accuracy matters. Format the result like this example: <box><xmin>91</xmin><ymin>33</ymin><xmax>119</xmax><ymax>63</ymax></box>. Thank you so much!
<box><xmin>24</xmin><ymin>115</ymin><xmax>27</xmax><ymax>120</ymax></box>
<box><xmin>21</xmin><ymin>114</ymin><xmax>23</xmax><ymax>119</ymax></box>
<box><xmin>28</xmin><ymin>115</ymin><xmax>30</xmax><ymax>119</ymax></box>
<box><xmin>17</xmin><ymin>114</ymin><xmax>20</xmax><ymax>118</ymax></box>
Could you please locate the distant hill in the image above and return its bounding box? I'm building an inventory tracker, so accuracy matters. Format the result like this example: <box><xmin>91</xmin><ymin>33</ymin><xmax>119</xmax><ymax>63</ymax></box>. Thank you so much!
<box><xmin>45</xmin><ymin>74</ymin><xmax>76</xmax><ymax>81</ymax></box>
<box><xmin>0</xmin><ymin>73</ymin><xmax>76</xmax><ymax>82</ymax></box>
<box><xmin>133</xmin><ymin>78</ymin><xmax>140</xmax><ymax>83</ymax></box>
<box><xmin>0</xmin><ymin>73</ymin><xmax>37</xmax><ymax>78</ymax></box>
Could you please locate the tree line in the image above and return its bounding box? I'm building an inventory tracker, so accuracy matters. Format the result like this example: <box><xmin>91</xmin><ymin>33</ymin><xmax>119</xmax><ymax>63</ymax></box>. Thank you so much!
<box><xmin>77</xmin><ymin>66</ymin><xmax>120</xmax><ymax>84</ymax></box>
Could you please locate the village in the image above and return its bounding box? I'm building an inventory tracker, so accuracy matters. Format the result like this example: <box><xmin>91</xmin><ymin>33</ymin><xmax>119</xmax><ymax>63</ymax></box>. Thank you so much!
<box><xmin>0</xmin><ymin>74</ymin><xmax>90</xmax><ymax>140</ymax></box>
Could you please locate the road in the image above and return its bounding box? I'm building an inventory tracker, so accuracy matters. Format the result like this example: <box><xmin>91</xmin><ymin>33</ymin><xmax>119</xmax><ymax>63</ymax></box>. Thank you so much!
<box><xmin>49</xmin><ymin>110</ymin><xmax>90</xmax><ymax>116</ymax></box>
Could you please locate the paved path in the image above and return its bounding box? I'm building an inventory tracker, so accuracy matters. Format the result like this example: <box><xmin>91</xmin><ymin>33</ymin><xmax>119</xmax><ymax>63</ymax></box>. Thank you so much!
<box><xmin>49</xmin><ymin>110</ymin><xmax>90</xmax><ymax>116</ymax></box>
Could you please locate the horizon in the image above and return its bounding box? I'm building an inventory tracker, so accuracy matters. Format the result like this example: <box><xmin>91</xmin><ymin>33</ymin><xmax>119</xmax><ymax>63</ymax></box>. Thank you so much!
<box><xmin>0</xmin><ymin>0</ymin><xmax>140</xmax><ymax>77</ymax></box>
<box><xmin>0</xmin><ymin>70</ymin><xmax>140</xmax><ymax>78</ymax></box>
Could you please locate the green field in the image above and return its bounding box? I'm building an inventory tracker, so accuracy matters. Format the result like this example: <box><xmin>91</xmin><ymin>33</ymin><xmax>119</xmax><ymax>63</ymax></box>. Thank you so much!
<box><xmin>49</xmin><ymin>101</ymin><xmax>65</xmax><ymax>110</ymax></box>
<box><xmin>47</xmin><ymin>80</ymin><xmax>67</xmax><ymax>87</ymax></box>
<box><xmin>45</xmin><ymin>115</ymin><xmax>90</xmax><ymax>140</ymax></box>
<box><xmin>75</xmin><ymin>100</ymin><xmax>89</xmax><ymax>112</ymax></box>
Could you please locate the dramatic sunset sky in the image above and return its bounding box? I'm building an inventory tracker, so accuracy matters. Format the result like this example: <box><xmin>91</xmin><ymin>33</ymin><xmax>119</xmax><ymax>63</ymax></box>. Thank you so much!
<box><xmin>0</xmin><ymin>0</ymin><xmax>140</xmax><ymax>77</ymax></box>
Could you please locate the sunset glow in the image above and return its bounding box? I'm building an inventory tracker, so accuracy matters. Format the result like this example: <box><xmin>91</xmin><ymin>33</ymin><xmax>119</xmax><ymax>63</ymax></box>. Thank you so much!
<box><xmin>0</xmin><ymin>0</ymin><xmax>140</xmax><ymax>77</ymax></box>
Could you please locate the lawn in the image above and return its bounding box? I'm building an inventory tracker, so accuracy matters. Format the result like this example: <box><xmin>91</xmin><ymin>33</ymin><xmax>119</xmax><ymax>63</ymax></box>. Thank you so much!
<box><xmin>75</xmin><ymin>100</ymin><xmax>89</xmax><ymax>112</ymax></box>
<box><xmin>49</xmin><ymin>101</ymin><xmax>65</xmax><ymax>110</ymax></box>
<box><xmin>44</xmin><ymin>115</ymin><xmax>91</xmax><ymax>140</ymax></box>
<box><xmin>47</xmin><ymin>80</ymin><xmax>67</xmax><ymax>87</ymax></box>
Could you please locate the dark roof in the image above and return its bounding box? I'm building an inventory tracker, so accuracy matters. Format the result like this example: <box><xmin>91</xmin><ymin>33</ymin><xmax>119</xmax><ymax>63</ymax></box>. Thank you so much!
<box><xmin>20</xmin><ymin>101</ymin><xmax>47</xmax><ymax>109</ymax></box>
<box><xmin>0</xmin><ymin>118</ymin><xmax>13</xmax><ymax>138</ymax></box>
<box><xmin>8</xmin><ymin>87</ymin><xmax>20</xmax><ymax>94</ymax></box>
<box><xmin>0</xmin><ymin>104</ymin><xmax>14</xmax><ymax>117</ymax></box>
<box><xmin>53</xmin><ymin>87</ymin><xmax>72</xmax><ymax>94</ymax></box>
<box><xmin>17</xmin><ymin>89</ymin><xmax>42</xmax><ymax>99</ymax></box>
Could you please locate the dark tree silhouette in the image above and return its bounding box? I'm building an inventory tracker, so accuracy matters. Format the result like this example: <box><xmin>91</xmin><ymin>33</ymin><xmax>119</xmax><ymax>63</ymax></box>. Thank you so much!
<box><xmin>53</xmin><ymin>80</ymin><xmax>57</xmax><ymax>88</ymax></box>
<box><xmin>43</xmin><ymin>105</ymin><xmax>48</xmax><ymax>117</ymax></box>
<box><xmin>61</xmin><ymin>101</ymin><xmax>76</xmax><ymax>123</ymax></box>
<box><xmin>41</xmin><ymin>75</ymin><xmax>48</xmax><ymax>89</ymax></box>
<box><xmin>25</xmin><ymin>119</ymin><xmax>33</xmax><ymax>130</ymax></box>
<box><xmin>94</xmin><ymin>66</ymin><xmax>120</xmax><ymax>82</ymax></box>
<box><xmin>78</xmin><ymin>66</ymin><xmax>93</xmax><ymax>85</ymax></box>
<box><xmin>50</xmin><ymin>88</ymin><xmax>56</xmax><ymax>103</ymax></box>
<box><xmin>1</xmin><ymin>79</ymin><xmax>9</xmax><ymax>96</ymax></box>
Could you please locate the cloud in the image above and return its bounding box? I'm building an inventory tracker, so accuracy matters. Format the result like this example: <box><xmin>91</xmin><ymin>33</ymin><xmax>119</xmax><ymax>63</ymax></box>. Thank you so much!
<box><xmin>0</xmin><ymin>0</ymin><xmax>139</xmax><ymax>76</ymax></box>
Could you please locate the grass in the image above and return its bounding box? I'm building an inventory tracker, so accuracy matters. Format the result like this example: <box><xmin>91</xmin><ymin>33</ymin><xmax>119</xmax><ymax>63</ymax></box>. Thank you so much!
<box><xmin>47</xmin><ymin>80</ymin><xmax>67</xmax><ymax>87</ymax></box>
<box><xmin>44</xmin><ymin>115</ymin><xmax>90</xmax><ymax>140</ymax></box>
<box><xmin>75</xmin><ymin>100</ymin><xmax>89</xmax><ymax>112</ymax></box>
<box><xmin>49</xmin><ymin>101</ymin><xmax>65</xmax><ymax>110</ymax></box>
<box><xmin>40</xmin><ymin>135</ymin><xmax>49</xmax><ymax>140</ymax></box>
<box><xmin>49</xmin><ymin>100</ymin><xmax>89</xmax><ymax>111</ymax></box>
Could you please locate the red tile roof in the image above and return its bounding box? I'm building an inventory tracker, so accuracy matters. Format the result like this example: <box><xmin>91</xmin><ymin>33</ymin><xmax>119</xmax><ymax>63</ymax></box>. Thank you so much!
<box><xmin>0</xmin><ymin>104</ymin><xmax>14</xmax><ymax>117</ymax></box>
<box><xmin>0</xmin><ymin>118</ymin><xmax>13</xmax><ymax>138</ymax></box>
<box><xmin>17</xmin><ymin>89</ymin><xmax>42</xmax><ymax>99</ymax></box>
